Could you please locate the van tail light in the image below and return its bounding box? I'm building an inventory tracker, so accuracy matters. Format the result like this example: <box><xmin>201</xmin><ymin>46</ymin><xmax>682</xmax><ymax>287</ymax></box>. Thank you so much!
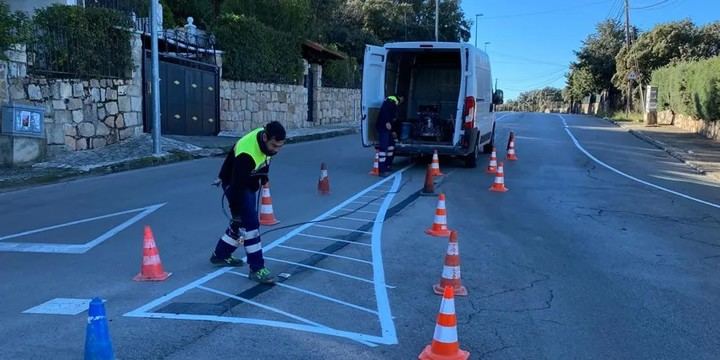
<box><xmin>463</xmin><ymin>96</ymin><xmax>476</xmax><ymax>130</ymax></box>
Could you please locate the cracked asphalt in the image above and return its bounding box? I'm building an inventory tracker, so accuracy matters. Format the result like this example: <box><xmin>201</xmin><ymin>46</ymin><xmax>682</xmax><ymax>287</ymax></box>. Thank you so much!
<box><xmin>1</xmin><ymin>111</ymin><xmax>719</xmax><ymax>359</ymax></box>
<box><xmin>383</xmin><ymin>112</ymin><xmax>720</xmax><ymax>359</ymax></box>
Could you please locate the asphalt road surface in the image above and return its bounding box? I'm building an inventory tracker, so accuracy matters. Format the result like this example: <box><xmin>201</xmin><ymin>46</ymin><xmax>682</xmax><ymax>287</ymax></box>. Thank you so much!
<box><xmin>1</xmin><ymin>112</ymin><xmax>719</xmax><ymax>359</ymax></box>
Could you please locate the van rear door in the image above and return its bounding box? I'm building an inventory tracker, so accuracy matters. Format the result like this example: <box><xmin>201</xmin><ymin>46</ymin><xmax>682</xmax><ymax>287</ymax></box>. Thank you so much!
<box><xmin>361</xmin><ymin>45</ymin><xmax>387</xmax><ymax>147</ymax></box>
<box><xmin>452</xmin><ymin>45</ymin><xmax>469</xmax><ymax>146</ymax></box>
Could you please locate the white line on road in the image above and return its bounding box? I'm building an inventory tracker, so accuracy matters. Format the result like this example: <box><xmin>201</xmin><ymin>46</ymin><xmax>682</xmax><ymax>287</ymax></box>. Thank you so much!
<box><xmin>0</xmin><ymin>204</ymin><xmax>163</xmax><ymax>241</ymax></box>
<box><xmin>197</xmin><ymin>285</ymin><xmax>376</xmax><ymax>347</ymax></box>
<box><xmin>311</xmin><ymin>224</ymin><xmax>373</xmax><ymax>234</ymax></box>
<box><xmin>264</xmin><ymin>257</ymin><xmax>394</xmax><ymax>288</ymax></box>
<box><xmin>334</xmin><ymin>216</ymin><xmax>376</xmax><ymax>222</ymax></box>
<box><xmin>0</xmin><ymin>203</ymin><xmax>166</xmax><ymax>254</ymax></box>
<box><xmin>559</xmin><ymin>114</ymin><xmax>720</xmax><ymax>210</ymax></box>
<box><xmin>339</xmin><ymin>208</ymin><xmax>378</xmax><ymax>214</ymax></box>
<box><xmin>228</xmin><ymin>271</ymin><xmax>379</xmax><ymax>315</ymax></box>
<box><xmin>295</xmin><ymin>233</ymin><xmax>372</xmax><ymax>247</ymax></box>
<box><xmin>125</xmin><ymin>165</ymin><xmax>411</xmax><ymax>346</ymax></box>
<box><xmin>276</xmin><ymin>244</ymin><xmax>373</xmax><ymax>265</ymax></box>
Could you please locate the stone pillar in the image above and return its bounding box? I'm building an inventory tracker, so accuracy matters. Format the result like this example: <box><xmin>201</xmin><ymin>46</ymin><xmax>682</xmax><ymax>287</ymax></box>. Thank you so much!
<box><xmin>311</xmin><ymin>63</ymin><xmax>322</xmax><ymax>125</ymax></box>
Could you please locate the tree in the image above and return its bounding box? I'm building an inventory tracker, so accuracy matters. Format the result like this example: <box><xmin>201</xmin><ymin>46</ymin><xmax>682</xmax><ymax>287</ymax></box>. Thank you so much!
<box><xmin>565</xmin><ymin>20</ymin><xmax>626</xmax><ymax>105</ymax></box>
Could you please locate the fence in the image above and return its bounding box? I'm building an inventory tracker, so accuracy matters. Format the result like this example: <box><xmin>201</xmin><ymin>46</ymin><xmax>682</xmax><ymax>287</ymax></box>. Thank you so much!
<box><xmin>27</xmin><ymin>24</ymin><xmax>132</xmax><ymax>79</ymax></box>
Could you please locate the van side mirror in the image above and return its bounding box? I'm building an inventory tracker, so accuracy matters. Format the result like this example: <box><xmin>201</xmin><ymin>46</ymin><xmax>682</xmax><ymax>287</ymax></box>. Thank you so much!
<box><xmin>493</xmin><ymin>90</ymin><xmax>504</xmax><ymax>105</ymax></box>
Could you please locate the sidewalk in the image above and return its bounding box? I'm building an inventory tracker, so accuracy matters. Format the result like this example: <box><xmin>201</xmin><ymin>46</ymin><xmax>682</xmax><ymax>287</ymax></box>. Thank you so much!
<box><xmin>605</xmin><ymin>118</ymin><xmax>720</xmax><ymax>183</ymax></box>
<box><xmin>0</xmin><ymin>124</ymin><xmax>357</xmax><ymax>192</ymax></box>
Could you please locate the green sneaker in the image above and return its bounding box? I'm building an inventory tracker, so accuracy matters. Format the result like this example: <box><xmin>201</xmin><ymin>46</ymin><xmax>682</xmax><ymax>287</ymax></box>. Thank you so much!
<box><xmin>249</xmin><ymin>267</ymin><xmax>275</xmax><ymax>284</ymax></box>
<box><xmin>210</xmin><ymin>252</ymin><xmax>244</xmax><ymax>267</ymax></box>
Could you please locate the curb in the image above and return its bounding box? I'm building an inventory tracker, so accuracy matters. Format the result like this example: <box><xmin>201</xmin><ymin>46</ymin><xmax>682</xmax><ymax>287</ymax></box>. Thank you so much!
<box><xmin>0</xmin><ymin>127</ymin><xmax>358</xmax><ymax>192</ymax></box>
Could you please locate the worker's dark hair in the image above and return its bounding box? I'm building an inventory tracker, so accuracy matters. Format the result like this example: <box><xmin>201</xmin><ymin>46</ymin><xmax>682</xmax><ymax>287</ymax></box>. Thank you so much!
<box><xmin>265</xmin><ymin>121</ymin><xmax>286</xmax><ymax>141</ymax></box>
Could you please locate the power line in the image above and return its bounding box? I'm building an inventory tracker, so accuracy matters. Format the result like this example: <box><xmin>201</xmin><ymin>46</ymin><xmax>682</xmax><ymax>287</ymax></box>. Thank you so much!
<box><xmin>631</xmin><ymin>0</ymin><xmax>670</xmax><ymax>9</ymax></box>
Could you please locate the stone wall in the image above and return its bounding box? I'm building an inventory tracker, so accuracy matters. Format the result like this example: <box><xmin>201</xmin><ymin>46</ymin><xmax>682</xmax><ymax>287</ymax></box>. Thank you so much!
<box><xmin>659</xmin><ymin>110</ymin><xmax>720</xmax><ymax>141</ymax></box>
<box><xmin>219</xmin><ymin>80</ymin><xmax>360</xmax><ymax>134</ymax></box>
<box><xmin>220</xmin><ymin>81</ymin><xmax>308</xmax><ymax>134</ymax></box>
<box><xmin>0</xmin><ymin>33</ymin><xmax>143</xmax><ymax>153</ymax></box>
<box><xmin>315</xmin><ymin>87</ymin><xmax>360</xmax><ymax>125</ymax></box>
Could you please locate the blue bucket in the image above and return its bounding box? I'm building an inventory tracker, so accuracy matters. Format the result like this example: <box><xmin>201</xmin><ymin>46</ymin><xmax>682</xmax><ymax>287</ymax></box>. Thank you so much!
<box><xmin>400</xmin><ymin>122</ymin><xmax>412</xmax><ymax>141</ymax></box>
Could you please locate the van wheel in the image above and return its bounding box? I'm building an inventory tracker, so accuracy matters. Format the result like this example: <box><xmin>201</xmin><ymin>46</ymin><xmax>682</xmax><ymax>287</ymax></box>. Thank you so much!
<box><xmin>483</xmin><ymin>124</ymin><xmax>496</xmax><ymax>154</ymax></box>
<box><xmin>465</xmin><ymin>142</ymin><xmax>479</xmax><ymax>168</ymax></box>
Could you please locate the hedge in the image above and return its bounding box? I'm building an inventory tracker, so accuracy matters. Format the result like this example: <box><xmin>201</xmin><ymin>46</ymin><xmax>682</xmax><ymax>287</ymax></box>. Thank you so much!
<box><xmin>214</xmin><ymin>14</ymin><xmax>303</xmax><ymax>84</ymax></box>
<box><xmin>651</xmin><ymin>56</ymin><xmax>720</xmax><ymax>121</ymax></box>
<box><xmin>31</xmin><ymin>5</ymin><xmax>133</xmax><ymax>78</ymax></box>
<box><xmin>322</xmin><ymin>57</ymin><xmax>360</xmax><ymax>89</ymax></box>
<box><xmin>0</xmin><ymin>1</ymin><xmax>29</xmax><ymax>59</ymax></box>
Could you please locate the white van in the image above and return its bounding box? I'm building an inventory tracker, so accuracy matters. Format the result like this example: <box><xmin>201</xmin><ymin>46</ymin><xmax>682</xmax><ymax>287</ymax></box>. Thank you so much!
<box><xmin>361</xmin><ymin>42</ymin><xmax>503</xmax><ymax>167</ymax></box>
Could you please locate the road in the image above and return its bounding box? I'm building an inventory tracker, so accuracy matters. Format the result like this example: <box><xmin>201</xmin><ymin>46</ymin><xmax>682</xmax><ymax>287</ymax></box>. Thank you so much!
<box><xmin>1</xmin><ymin>112</ymin><xmax>719</xmax><ymax>359</ymax></box>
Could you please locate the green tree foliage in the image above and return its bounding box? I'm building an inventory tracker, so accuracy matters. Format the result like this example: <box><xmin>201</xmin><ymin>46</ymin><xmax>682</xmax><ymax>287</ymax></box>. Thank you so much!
<box><xmin>31</xmin><ymin>5</ymin><xmax>132</xmax><ymax>78</ymax></box>
<box><xmin>565</xmin><ymin>20</ymin><xmax>626</xmax><ymax>103</ymax></box>
<box><xmin>214</xmin><ymin>14</ymin><xmax>303</xmax><ymax>84</ymax></box>
<box><xmin>652</xmin><ymin>56</ymin><xmax>720</xmax><ymax>121</ymax></box>
<box><xmin>0</xmin><ymin>1</ymin><xmax>29</xmax><ymax>59</ymax></box>
<box><xmin>614</xmin><ymin>20</ymin><xmax>720</xmax><ymax>91</ymax></box>
<box><xmin>221</xmin><ymin>0</ymin><xmax>311</xmax><ymax>39</ymax></box>
<box><xmin>513</xmin><ymin>87</ymin><xmax>563</xmax><ymax>112</ymax></box>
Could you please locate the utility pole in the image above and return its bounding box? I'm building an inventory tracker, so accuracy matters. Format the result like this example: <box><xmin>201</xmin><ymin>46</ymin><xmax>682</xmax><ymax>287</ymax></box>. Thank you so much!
<box><xmin>435</xmin><ymin>0</ymin><xmax>440</xmax><ymax>41</ymax></box>
<box><xmin>150</xmin><ymin>0</ymin><xmax>161</xmax><ymax>155</ymax></box>
<box><xmin>624</xmin><ymin>0</ymin><xmax>632</xmax><ymax>117</ymax></box>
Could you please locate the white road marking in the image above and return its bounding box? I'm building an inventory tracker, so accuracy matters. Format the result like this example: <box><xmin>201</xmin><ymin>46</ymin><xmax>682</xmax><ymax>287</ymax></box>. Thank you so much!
<box><xmin>228</xmin><ymin>271</ymin><xmax>379</xmax><ymax>315</ymax></box>
<box><xmin>276</xmin><ymin>244</ymin><xmax>373</xmax><ymax>265</ymax></box>
<box><xmin>310</xmin><ymin>224</ymin><xmax>373</xmax><ymax>234</ymax></box>
<box><xmin>125</xmin><ymin>166</ymin><xmax>411</xmax><ymax>346</ymax></box>
<box><xmin>295</xmin><ymin>233</ymin><xmax>372</xmax><ymax>247</ymax></box>
<box><xmin>264</xmin><ymin>257</ymin><xmax>393</xmax><ymax>288</ymax></box>
<box><xmin>23</xmin><ymin>298</ymin><xmax>93</xmax><ymax>315</ymax></box>
<box><xmin>559</xmin><ymin>114</ymin><xmax>720</xmax><ymax>210</ymax></box>
<box><xmin>0</xmin><ymin>203</ymin><xmax>166</xmax><ymax>254</ymax></box>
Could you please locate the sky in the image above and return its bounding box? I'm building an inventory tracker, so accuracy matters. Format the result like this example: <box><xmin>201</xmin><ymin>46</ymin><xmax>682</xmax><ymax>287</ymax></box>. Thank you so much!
<box><xmin>462</xmin><ymin>0</ymin><xmax>718</xmax><ymax>100</ymax></box>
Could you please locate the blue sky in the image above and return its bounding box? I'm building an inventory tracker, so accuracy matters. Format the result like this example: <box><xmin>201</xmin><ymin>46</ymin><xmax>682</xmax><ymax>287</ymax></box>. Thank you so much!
<box><xmin>463</xmin><ymin>0</ymin><xmax>718</xmax><ymax>100</ymax></box>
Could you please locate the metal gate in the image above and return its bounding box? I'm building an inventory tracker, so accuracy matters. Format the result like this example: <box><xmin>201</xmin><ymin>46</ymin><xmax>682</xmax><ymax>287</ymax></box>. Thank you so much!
<box><xmin>143</xmin><ymin>53</ymin><xmax>220</xmax><ymax>136</ymax></box>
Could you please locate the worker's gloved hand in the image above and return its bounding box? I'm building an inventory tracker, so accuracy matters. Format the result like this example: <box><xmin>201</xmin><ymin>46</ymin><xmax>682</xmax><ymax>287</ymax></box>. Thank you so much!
<box><xmin>259</xmin><ymin>175</ymin><xmax>269</xmax><ymax>186</ymax></box>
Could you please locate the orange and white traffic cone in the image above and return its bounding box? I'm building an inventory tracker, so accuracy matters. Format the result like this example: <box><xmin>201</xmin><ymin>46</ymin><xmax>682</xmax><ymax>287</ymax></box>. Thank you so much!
<box><xmin>133</xmin><ymin>226</ymin><xmax>171</xmax><ymax>281</ymax></box>
<box><xmin>507</xmin><ymin>132</ymin><xmax>518</xmax><ymax>161</ymax></box>
<box><xmin>369</xmin><ymin>151</ymin><xmax>380</xmax><ymax>176</ymax></box>
<box><xmin>418</xmin><ymin>286</ymin><xmax>470</xmax><ymax>360</ymax></box>
<box><xmin>489</xmin><ymin>162</ymin><xmax>508</xmax><ymax>192</ymax></box>
<box><xmin>433</xmin><ymin>231</ymin><xmax>467</xmax><ymax>296</ymax></box>
<box><xmin>420</xmin><ymin>164</ymin><xmax>436</xmax><ymax>196</ymax></box>
<box><xmin>486</xmin><ymin>147</ymin><xmax>498</xmax><ymax>174</ymax></box>
<box><xmin>426</xmin><ymin>193</ymin><xmax>451</xmax><ymax>237</ymax></box>
<box><xmin>259</xmin><ymin>183</ymin><xmax>279</xmax><ymax>226</ymax></box>
<box><xmin>430</xmin><ymin>150</ymin><xmax>444</xmax><ymax>176</ymax></box>
<box><xmin>318</xmin><ymin>162</ymin><xmax>330</xmax><ymax>195</ymax></box>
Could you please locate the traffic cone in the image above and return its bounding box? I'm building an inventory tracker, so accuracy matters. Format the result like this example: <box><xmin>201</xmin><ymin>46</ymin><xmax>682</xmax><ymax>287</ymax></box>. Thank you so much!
<box><xmin>418</xmin><ymin>286</ymin><xmax>470</xmax><ymax>360</ymax></box>
<box><xmin>489</xmin><ymin>162</ymin><xmax>508</xmax><ymax>192</ymax></box>
<box><xmin>259</xmin><ymin>183</ymin><xmax>279</xmax><ymax>226</ymax></box>
<box><xmin>84</xmin><ymin>297</ymin><xmax>114</xmax><ymax>360</ymax></box>
<box><xmin>369</xmin><ymin>151</ymin><xmax>380</xmax><ymax>176</ymax></box>
<box><xmin>133</xmin><ymin>226</ymin><xmax>171</xmax><ymax>281</ymax></box>
<box><xmin>486</xmin><ymin>147</ymin><xmax>498</xmax><ymax>174</ymax></box>
<box><xmin>507</xmin><ymin>132</ymin><xmax>518</xmax><ymax>161</ymax></box>
<box><xmin>426</xmin><ymin>193</ymin><xmax>451</xmax><ymax>237</ymax></box>
<box><xmin>433</xmin><ymin>231</ymin><xmax>467</xmax><ymax>296</ymax></box>
<box><xmin>430</xmin><ymin>150</ymin><xmax>444</xmax><ymax>176</ymax></box>
<box><xmin>318</xmin><ymin>162</ymin><xmax>330</xmax><ymax>195</ymax></box>
<box><xmin>420</xmin><ymin>164</ymin><xmax>436</xmax><ymax>196</ymax></box>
